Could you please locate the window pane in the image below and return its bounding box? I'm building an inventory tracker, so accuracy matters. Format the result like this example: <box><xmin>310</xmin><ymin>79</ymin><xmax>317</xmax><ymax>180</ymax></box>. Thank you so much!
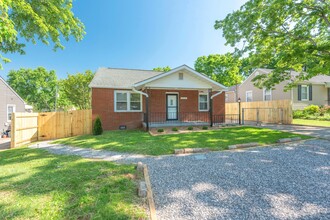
<box><xmin>199</xmin><ymin>95</ymin><xmax>207</xmax><ymax>102</ymax></box>
<box><xmin>8</xmin><ymin>106</ymin><xmax>13</xmax><ymax>113</ymax></box>
<box><xmin>116</xmin><ymin>92</ymin><xmax>127</xmax><ymax>101</ymax></box>
<box><xmin>116</xmin><ymin>102</ymin><xmax>127</xmax><ymax>110</ymax></box>
<box><xmin>301</xmin><ymin>87</ymin><xmax>308</xmax><ymax>99</ymax></box>
<box><xmin>130</xmin><ymin>102</ymin><xmax>141</xmax><ymax>110</ymax></box>
<box><xmin>199</xmin><ymin>103</ymin><xmax>208</xmax><ymax>110</ymax></box>
<box><xmin>130</xmin><ymin>93</ymin><xmax>140</xmax><ymax>102</ymax></box>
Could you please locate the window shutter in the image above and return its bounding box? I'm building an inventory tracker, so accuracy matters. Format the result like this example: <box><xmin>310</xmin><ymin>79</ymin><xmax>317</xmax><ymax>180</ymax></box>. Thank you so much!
<box><xmin>309</xmin><ymin>85</ymin><xmax>312</xmax><ymax>101</ymax></box>
<box><xmin>298</xmin><ymin>85</ymin><xmax>301</xmax><ymax>101</ymax></box>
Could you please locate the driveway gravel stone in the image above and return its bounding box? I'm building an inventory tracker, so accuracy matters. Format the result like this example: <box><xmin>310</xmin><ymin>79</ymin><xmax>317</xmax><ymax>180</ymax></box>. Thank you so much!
<box><xmin>29</xmin><ymin>139</ymin><xmax>330</xmax><ymax>220</ymax></box>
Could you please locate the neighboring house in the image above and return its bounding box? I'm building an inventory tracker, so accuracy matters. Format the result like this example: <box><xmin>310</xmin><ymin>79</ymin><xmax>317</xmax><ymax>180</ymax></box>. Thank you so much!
<box><xmin>0</xmin><ymin>77</ymin><xmax>27</xmax><ymax>133</ymax></box>
<box><xmin>226</xmin><ymin>68</ymin><xmax>330</xmax><ymax>110</ymax></box>
<box><xmin>89</xmin><ymin>65</ymin><xmax>227</xmax><ymax>130</ymax></box>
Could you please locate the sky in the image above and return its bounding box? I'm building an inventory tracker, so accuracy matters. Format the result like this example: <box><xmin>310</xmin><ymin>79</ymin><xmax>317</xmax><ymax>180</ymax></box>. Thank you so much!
<box><xmin>1</xmin><ymin>0</ymin><xmax>247</xmax><ymax>79</ymax></box>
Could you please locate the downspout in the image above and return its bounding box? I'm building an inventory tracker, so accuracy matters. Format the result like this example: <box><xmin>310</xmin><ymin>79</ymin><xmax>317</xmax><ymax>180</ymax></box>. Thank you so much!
<box><xmin>210</xmin><ymin>90</ymin><xmax>225</xmax><ymax>127</ymax></box>
<box><xmin>132</xmin><ymin>87</ymin><xmax>149</xmax><ymax>131</ymax></box>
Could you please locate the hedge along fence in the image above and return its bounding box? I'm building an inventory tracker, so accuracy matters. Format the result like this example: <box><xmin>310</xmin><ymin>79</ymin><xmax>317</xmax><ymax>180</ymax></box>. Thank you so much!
<box><xmin>11</xmin><ymin>109</ymin><xmax>92</xmax><ymax>148</ymax></box>
<box><xmin>226</xmin><ymin>100</ymin><xmax>293</xmax><ymax>124</ymax></box>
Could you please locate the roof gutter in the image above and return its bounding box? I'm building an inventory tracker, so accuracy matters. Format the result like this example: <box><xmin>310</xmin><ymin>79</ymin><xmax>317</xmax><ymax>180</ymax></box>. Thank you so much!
<box><xmin>132</xmin><ymin>87</ymin><xmax>149</xmax><ymax>97</ymax></box>
<box><xmin>210</xmin><ymin>90</ymin><xmax>224</xmax><ymax>99</ymax></box>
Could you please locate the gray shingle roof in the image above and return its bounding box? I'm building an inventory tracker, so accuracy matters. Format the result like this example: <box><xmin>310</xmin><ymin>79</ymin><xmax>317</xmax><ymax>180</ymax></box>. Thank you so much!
<box><xmin>257</xmin><ymin>68</ymin><xmax>330</xmax><ymax>83</ymax></box>
<box><xmin>89</xmin><ymin>67</ymin><xmax>164</xmax><ymax>88</ymax></box>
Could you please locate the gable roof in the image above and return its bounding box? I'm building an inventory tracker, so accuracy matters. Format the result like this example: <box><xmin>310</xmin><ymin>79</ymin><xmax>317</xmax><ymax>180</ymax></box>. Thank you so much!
<box><xmin>133</xmin><ymin>65</ymin><xmax>227</xmax><ymax>90</ymax></box>
<box><xmin>89</xmin><ymin>67</ymin><xmax>164</xmax><ymax>89</ymax></box>
<box><xmin>240</xmin><ymin>68</ymin><xmax>330</xmax><ymax>88</ymax></box>
<box><xmin>0</xmin><ymin>76</ymin><xmax>26</xmax><ymax>104</ymax></box>
<box><xmin>89</xmin><ymin>65</ymin><xmax>227</xmax><ymax>91</ymax></box>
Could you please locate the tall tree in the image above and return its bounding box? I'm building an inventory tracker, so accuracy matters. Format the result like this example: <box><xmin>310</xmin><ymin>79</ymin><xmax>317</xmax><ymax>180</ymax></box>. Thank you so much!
<box><xmin>60</xmin><ymin>70</ymin><xmax>94</xmax><ymax>109</ymax></box>
<box><xmin>215</xmin><ymin>0</ymin><xmax>330</xmax><ymax>88</ymax></box>
<box><xmin>194</xmin><ymin>53</ymin><xmax>244</xmax><ymax>87</ymax></box>
<box><xmin>0</xmin><ymin>0</ymin><xmax>85</xmax><ymax>67</ymax></box>
<box><xmin>153</xmin><ymin>66</ymin><xmax>171</xmax><ymax>72</ymax></box>
<box><xmin>7</xmin><ymin>67</ymin><xmax>57</xmax><ymax>111</ymax></box>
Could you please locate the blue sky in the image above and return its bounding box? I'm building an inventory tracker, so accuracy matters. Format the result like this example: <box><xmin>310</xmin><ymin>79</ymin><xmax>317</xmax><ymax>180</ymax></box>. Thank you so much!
<box><xmin>1</xmin><ymin>0</ymin><xmax>247</xmax><ymax>79</ymax></box>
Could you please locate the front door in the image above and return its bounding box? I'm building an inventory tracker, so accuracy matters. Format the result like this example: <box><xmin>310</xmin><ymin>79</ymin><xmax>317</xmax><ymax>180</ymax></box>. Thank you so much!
<box><xmin>166</xmin><ymin>94</ymin><xmax>178</xmax><ymax>120</ymax></box>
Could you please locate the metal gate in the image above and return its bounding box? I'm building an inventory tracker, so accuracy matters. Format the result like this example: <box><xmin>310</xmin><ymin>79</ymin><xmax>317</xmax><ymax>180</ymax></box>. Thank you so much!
<box><xmin>242</xmin><ymin>108</ymin><xmax>284</xmax><ymax>125</ymax></box>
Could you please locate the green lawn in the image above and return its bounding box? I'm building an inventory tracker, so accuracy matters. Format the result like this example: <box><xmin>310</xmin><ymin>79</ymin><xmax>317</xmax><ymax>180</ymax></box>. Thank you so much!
<box><xmin>293</xmin><ymin>119</ymin><xmax>330</xmax><ymax>127</ymax></box>
<box><xmin>0</xmin><ymin>148</ymin><xmax>146</xmax><ymax>220</ymax></box>
<box><xmin>53</xmin><ymin>126</ymin><xmax>310</xmax><ymax>156</ymax></box>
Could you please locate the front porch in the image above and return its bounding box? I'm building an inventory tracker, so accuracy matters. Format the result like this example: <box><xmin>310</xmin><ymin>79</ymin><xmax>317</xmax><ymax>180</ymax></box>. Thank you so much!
<box><xmin>143</xmin><ymin>112</ymin><xmax>239</xmax><ymax>128</ymax></box>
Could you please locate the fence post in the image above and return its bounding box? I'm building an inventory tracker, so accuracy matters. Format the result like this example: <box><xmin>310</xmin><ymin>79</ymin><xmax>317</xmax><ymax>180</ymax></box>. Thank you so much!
<box><xmin>242</xmin><ymin>108</ymin><xmax>245</xmax><ymax>125</ymax></box>
<box><xmin>281</xmin><ymin>108</ymin><xmax>284</xmax><ymax>124</ymax></box>
<box><xmin>10</xmin><ymin>113</ymin><xmax>16</xmax><ymax>149</ymax></box>
<box><xmin>257</xmin><ymin>108</ymin><xmax>260</xmax><ymax>124</ymax></box>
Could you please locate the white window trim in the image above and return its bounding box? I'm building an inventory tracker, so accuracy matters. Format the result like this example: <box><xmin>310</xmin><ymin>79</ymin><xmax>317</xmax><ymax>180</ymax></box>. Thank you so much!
<box><xmin>246</xmin><ymin>91</ymin><xmax>253</xmax><ymax>102</ymax></box>
<box><xmin>301</xmin><ymin>85</ymin><xmax>309</xmax><ymax>101</ymax></box>
<box><xmin>114</xmin><ymin>91</ymin><xmax>143</xmax><ymax>112</ymax></box>
<box><xmin>7</xmin><ymin>104</ymin><xmax>16</xmax><ymax>122</ymax></box>
<box><xmin>263</xmin><ymin>88</ymin><xmax>272</xmax><ymax>101</ymax></box>
<box><xmin>198</xmin><ymin>93</ymin><xmax>209</xmax><ymax>111</ymax></box>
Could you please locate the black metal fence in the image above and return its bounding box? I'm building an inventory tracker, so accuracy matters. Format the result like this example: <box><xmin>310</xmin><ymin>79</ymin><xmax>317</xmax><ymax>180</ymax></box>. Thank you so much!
<box><xmin>144</xmin><ymin>112</ymin><xmax>240</xmax><ymax>126</ymax></box>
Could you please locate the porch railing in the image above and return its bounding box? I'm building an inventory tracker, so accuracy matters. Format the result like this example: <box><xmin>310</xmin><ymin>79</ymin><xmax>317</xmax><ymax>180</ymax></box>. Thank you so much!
<box><xmin>143</xmin><ymin>112</ymin><xmax>240</xmax><ymax>126</ymax></box>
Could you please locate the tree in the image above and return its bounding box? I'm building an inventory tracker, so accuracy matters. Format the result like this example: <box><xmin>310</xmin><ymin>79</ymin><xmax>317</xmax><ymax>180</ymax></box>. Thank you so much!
<box><xmin>7</xmin><ymin>67</ymin><xmax>57</xmax><ymax>111</ymax></box>
<box><xmin>194</xmin><ymin>53</ymin><xmax>244</xmax><ymax>87</ymax></box>
<box><xmin>215</xmin><ymin>0</ymin><xmax>330</xmax><ymax>88</ymax></box>
<box><xmin>93</xmin><ymin>116</ymin><xmax>103</xmax><ymax>135</ymax></box>
<box><xmin>153</xmin><ymin>66</ymin><xmax>171</xmax><ymax>72</ymax></box>
<box><xmin>60</xmin><ymin>70</ymin><xmax>94</xmax><ymax>109</ymax></box>
<box><xmin>0</xmin><ymin>0</ymin><xmax>85</xmax><ymax>67</ymax></box>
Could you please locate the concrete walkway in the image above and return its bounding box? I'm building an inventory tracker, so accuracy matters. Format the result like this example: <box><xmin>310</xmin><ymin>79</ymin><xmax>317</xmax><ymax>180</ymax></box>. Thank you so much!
<box><xmin>259</xmin><ymin>124</ymin><xmax>330</xmax><ymax>140</ymax></box>
<box><xmin>0</xmin><ymin>138</ymin><xmax>10</xmax><ymax>151</ymax></box>
<box><xmin>29</xmin><ymin>141</ymin><xmax>149</xmax><ymax>163</ymax></box>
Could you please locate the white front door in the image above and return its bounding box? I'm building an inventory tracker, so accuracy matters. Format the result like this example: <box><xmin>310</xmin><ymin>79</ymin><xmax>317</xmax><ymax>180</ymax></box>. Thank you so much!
<box><xmin>166</xmin><ymin>94</ymin><xmax>178</xmax><ymax>120</ymax></box>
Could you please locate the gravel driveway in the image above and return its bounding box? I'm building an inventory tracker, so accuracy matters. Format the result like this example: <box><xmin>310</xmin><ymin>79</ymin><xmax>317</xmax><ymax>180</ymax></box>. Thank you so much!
<box><xmin>143</xmin><ymin>139</ymin><xmax>330</xmax><ymax>220</ymax></box>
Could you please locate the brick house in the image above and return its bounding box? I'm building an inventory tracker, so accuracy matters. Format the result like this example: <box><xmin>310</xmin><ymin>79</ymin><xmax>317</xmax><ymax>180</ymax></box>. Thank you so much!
<box><xmin>89</xmin><ymin>65</ymin><xmax>227</xmax><ymax>130</ymax></box>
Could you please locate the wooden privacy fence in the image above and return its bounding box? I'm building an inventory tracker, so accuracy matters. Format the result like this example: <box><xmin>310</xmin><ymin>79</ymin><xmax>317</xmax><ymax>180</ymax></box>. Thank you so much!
<box><xmin>225</xmin><ymin>100</ymin><xmax>293</xmax><ymax>124</ymax></box>
<box><xmin>11</xmin><ymin>109</ymin><xmax>92</xmax><ymax>148</ymax></box>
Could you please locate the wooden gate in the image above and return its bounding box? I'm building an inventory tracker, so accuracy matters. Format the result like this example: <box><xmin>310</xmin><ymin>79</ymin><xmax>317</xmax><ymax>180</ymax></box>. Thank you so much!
<box><xmin>11</xmin><ymin>109</ymin><xmax>92</xmax><ymax>148</ymax></box>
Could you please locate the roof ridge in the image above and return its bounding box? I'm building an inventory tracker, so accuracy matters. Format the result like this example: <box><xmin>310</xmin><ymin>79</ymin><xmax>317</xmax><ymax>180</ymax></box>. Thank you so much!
<box><xmin>104</xmin><ymin>67</ymin><xmax>163</xmax><ymax>72</ymax></box>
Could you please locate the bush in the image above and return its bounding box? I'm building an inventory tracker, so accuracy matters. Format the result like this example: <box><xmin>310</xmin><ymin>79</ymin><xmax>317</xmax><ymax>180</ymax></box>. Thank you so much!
<box><xmin>93</xmin><ymin>116</ymin><xmax>103</xmax><ymax>135</ymax></box>
<box><xmin>202</xmin><ymin>126</ymin><xmax>208</xmax><ymax>130</ymax></box>
<box><xmin>320</xmin><ymin>106</ymin><xmax>330</xmax><ymax>116</ymax></box>
<box><xmin>303</xmin><ymin>105</ymin><xmax>320</xmax><ymax>115</ymax></box>
<box><xmin>157</xmin><ymin>128</ymin><xmax>164</xmax><ymax>133</ymax></box>
<box><xmin>172</xmin><ymin>127</ymin><xmax>178</xmax><ymax>131</ymax></box>
<box><xmin>293</xmin><ymin>110</ymin><xmax>306</xmax><ymax>119</ymax></box>
<box><xmin>187</xmin><ymin>126</ymin><xmax>193</xmax><ymax>130</ymax></box>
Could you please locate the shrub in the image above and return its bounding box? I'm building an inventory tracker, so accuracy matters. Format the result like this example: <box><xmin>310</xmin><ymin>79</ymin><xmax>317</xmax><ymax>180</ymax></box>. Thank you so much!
<box><xmin>172</xmin><ymin>127</ymin><xmax>178</xmax><ymax>131</ymax></box>
<box><xmin>303</xmin><ymin>105</ymin><xmax>320</xmax><ymax>115</ymax></box>
<box><xmin>187</xmin><ymin>126</ymin><xmax>193</xmax><ymax>130</ymax></box>
<box><xmin>93</xmin><ymin>116</ymin><xmax>103</xmax><ymax>135</ymax></box>
<box><xmin>320</xmin><ymin>106</ymin><xmax>330</xmax><ymax>116</ymax></box>
<box><xmin>202</xmin><ymin>126</ymin><xmax>208</xmax><ymax>130</ymax></box>
<box><xmin>293</xmin><ymin>110</ymin><xmax>306</xmax><ymax>119</ymax></box>
<box><xmin>157</xmin><ymin>128</ymin><xmax>164</xmax><ymax>132</ymax></box>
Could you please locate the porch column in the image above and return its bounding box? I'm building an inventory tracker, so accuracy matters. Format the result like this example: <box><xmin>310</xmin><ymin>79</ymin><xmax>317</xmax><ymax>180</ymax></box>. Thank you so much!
<box><xmin>209</xmin><ymin>89</ymin><xmax>213</xmax><ymax>127</ymax></box>
<box><xmin>146</xmin><ymin>96</ymin><xmax>149</xmax><ymax>131</ymax></box>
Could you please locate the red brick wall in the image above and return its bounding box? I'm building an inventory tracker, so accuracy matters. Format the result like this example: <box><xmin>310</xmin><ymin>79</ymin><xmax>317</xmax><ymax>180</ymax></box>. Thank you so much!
<box><xmin>92</xmin><ymin>88</ymin><xmax>225</xmax><ymax>130</ymax></box>
<box><xmin>92</xmin><ymin>88</ymin><xmax>144</xmax><ymax>130</ymax></box>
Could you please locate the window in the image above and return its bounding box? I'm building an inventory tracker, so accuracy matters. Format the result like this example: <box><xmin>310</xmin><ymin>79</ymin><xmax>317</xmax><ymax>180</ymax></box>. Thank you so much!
<box><xmin>7</xmin><ymin>104</ymin><xmax>15</xmax><ymax>121</ymax></box>
<box><xmin>199</xmin><ymin>94</ymin><xmax>209</xmax><ymax>111</ymax></box>
<box><xmin>263</xmin><ymin>88</ymin><xmax>272</xmax><ymax>101</ymax></box>
<box><xmin>301</xmin><ymin>85</ymin><xmax>309</xmax><ymax>101</ymax></box>
<box><xmin>115</xmin><ymin>91</ymin><xmax>142</xmax><ymax>112</ymax></box>
<box><xmin>246</xmin><ymin>91</ymin><xmax>253</xmax><ymax>102</ymax></box>
<box><xmin>179</xmin><ymin>72</ymin><xmax>183</xmax><ymax>80</ymax></box>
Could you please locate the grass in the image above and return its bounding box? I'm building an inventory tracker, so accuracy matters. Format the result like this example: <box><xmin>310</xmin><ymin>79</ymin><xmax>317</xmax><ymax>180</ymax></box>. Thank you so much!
<box><xmin>53</xmin><ymin>126</ymin><xmax>310</xmax><ymax>156</ymax></box>
<box><xmin>0</xmin><ymin>148</ymin><xmax>146</xmax><ymax>220</ymax></box>
<box><xmin>293</xmin><ymin>119</ymin><xmax>330</xmax><ymax>127</ymax></box>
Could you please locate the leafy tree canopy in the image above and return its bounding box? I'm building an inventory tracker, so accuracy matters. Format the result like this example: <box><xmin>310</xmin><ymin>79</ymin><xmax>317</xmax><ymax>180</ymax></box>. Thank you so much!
<box><xmin>215</xmin><ymin>0</ymin><xmax>330</xmax><ymax>88</ymax></box>
<box><xmin>153</xmin><ymin>66</ymin><xmax>171</xmax><ymax>72</ymax></box>
<box><xmin>194</xmin><ymin>53</ymin><xmax>244</xmax><ymax>87</ymax></box>
<box><xmin>7</xmin><ymin>67</ymin><xmax>57</xmax><ymax>111</ymax></box>
<box><xmin>60</xmin><ymin>70</ymin><xmax>94</xmax><ymax>110</ymax></box>
<box><xmin>0</xmin><ymin>0</ymin><xmax>85</xmax><ymax>68</ymax></box>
